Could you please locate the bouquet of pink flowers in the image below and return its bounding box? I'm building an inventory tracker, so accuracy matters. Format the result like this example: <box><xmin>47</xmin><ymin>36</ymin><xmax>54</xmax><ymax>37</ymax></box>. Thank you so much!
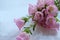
<box><xmin>14</xmin><ymin>0</ymin><xmax>60</xmax><ymax>40</ymax></box>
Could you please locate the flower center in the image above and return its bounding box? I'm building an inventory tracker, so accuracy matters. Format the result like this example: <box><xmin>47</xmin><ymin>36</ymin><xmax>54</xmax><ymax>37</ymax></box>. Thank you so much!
<box><xmin>48</xmin><ymin>18</ymin><xmax>53</xmax><ymax>23</ymax></box>
<box><xmin>49</xmin><ymin>7</ymin><xmax>53</xmax><ymax>12</ymax></box>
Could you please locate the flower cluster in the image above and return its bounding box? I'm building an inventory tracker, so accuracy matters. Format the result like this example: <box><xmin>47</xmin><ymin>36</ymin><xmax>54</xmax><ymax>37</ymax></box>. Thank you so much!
<box><xmin>14</xmin><ymin>0</ymin><xmax>60</xmax><ymax>40</ymax></box>
<box><xmin>29</xmin><ymin>0</ymin><xmax>59</xmax><ymax>30</ymax></box>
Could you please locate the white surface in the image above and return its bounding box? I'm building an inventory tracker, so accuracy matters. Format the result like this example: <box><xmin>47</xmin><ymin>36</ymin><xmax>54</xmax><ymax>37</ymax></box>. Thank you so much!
<box><xmin>0</xmin><ymin>0</ymin><xmax>60</xmax><ymax>40</ymax></box>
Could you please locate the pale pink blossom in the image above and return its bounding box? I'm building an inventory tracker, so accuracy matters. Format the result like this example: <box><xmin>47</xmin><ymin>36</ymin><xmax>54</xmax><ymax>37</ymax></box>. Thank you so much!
<box><xmin>47</xmin><ymin>5</ymin><xmax>58</xmax><ymax>16</ymax></box>
<box><xmin>37</xmin><ymin>0</ymin><xmax>45</xmax><ymax>9</ymax></box>
<box><xmin>16</xmin><ymin>32</ymin><xmax>30</xmax><ymax>40</ymax></box>
<box><xmin>28</xmin><ymin>4</ymin><xmax>37</xmax><ymax>16</ymax></box>
<box><xmin>33</xmin><ymin>11</ymin><xmax>43</xmax><ymax>22</ymax></box>
<box><xmin>46</xmin><ymin>15</ymin><xmax>56</xmax><ymax>25</ymax></box>
<box><xmin>45</xmin><ymin>15</ymin><xmax>59</xmax><ymax>29</ymax></box>
<box><xmin>45</xmin><ymin>0</ymin><xmax>54</xmax><ymax>5</ymax></box>
<box><xmin>14</xmin><ymin>18</ymin><xmax>25</xmax><ymax>30</ymax></box>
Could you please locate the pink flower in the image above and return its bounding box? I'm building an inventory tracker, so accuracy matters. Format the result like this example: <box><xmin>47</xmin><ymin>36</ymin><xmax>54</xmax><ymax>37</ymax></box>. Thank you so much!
<box><xmin>14</xmin><ymin>18</ymin><xmax>25</xmax><ymax>30</ymax></box>
<box><xmin>28</xmin><ymin>4</ymin><xmax>37</xmax><ymax>16</ymax></box>
<box><xmin>47</xmin><ymin>5</ymin><xmax>58</xmax><ymax>16</ymax></box>
<box><xmin>45</xmin><ymin>15</ymin><xmax>59</xmax><ymax>29</ymax></box>
<box><xmin>37</xmin><ymin>0</ymin><xmax>45</xmax><ymax>9</ymax></box>
<box><xmin>45</xmin><ymin>0</ymin><xmax>54</xmax><ymax>5</ymax></box>
<box><xmin>37</xmin><ymin>0</ymin><xmax>54</xmax><ymax>9</ymax></box>
<box><xmin>46</xmin><ymin>15</ymin><xmax>56</xmax><ymax>25</ymax></box>
<box><xmin>33</xmin><ymin>11</ymin><xmax>43</xmax><ymax>22</ymax></box>
<box><xmin>16</xmin><ymin>32</ymin><xmax>30</xmax><ymax>40</ymax></box>
<box><xmin>16</xmin><ymin>37</ymin><xmax>23</xmax><ymax>40</ymax></box>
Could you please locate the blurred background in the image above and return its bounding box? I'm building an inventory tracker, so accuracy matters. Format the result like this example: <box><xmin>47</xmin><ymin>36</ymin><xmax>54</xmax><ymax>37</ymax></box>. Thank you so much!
<box><xmin>0</xmin><ymin>0</ymin><xmax>37</xmax><ymax>40</ymax></box>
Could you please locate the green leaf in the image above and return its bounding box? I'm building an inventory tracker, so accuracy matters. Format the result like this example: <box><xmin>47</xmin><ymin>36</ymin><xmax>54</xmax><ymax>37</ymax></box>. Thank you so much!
<box><xmin>54</xmin><ymin>0</ymin><xmax>60</xmax><ymax>11</ymax></box>
<box><xmin>57</xmin><ymin>4</ymin><xmax>60</xmax><ymax>10</ymax></box>
<box><xmin>27</xmin><ymin>16</ymin><xmax>33</xmax><ymax>19</ymax></box>
<box><xmin>22</xmin><ymin>17</ymin><xmax>29</xmax><ymax>23</ymax></box>
<box><xmin>24</xmin><ymin>27</ymin><xmax>32</xmax><ymax>35</ymax></box>
<box><xmin>23</xmin><ymin>20</ymin><xmax>36</xmax><ymax>34</ymax></box>
<box><xmin>55</xmin><ymin>17</ymin><xmax>60</xmax><ymax>22</ymax></box>
<box><xmin>22</xmin><ymin>16</ymin><xmax>32</xmax><ymax>23</ymax></box>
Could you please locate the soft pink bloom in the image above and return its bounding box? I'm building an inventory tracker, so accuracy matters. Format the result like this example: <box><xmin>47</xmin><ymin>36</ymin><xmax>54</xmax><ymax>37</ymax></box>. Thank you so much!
<box><xmin>28</xmin><ymin>4</ymin><xmax>37</xmax><ymax>16</ymax></box>
<box><xmin>16</xmin><ymin>37</ymin><xmax>23</xmax><ymax>40</ymax></box>
<box><xmin>16</xmin><ymin>32</ymin><xmax>30</xmax><ymax>40</ymax></box>
<box><xmin>45</xmin><ymin>0</ymin><xmax>54</xmax><ymax>5</ymax></box>
<box><xmin>14</xmin><ymin>18</ymin><xmax>25</xmax><ymax>30</ymax></box>
<box><xmin>33</xmin><ymin>11</ymin><xmax>43</xmax><ymax>22</ymax></box>
<box><xmin>37</xmin><ymin>0</ymin><xmax>45</xmax><ymax>9</ymax></box>
<box><xmin>37</xmin><ymin>0</ymin><xmax>54</xmax><ymax>9</ymax></box>
<box><xmin>45</xmin><ymin>15</ymin><xmax>59</xmax><ymax>29</ymax></box>
<box><xmin>46</xmin><ymin>15</ymin><xmax>56</xmax><ymax>25</ymax></box>
<box><xmin>47</xmin><ymin>5</ymin><xmax>58</xmax><ymax>16</ymax></box>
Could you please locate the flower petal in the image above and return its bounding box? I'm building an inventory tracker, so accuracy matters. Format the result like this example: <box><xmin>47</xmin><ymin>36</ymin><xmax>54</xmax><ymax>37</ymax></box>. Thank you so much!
<box><xmin>16</xmin><ymin>32</ymin><xmax>30</xmax><ymax>40</ymax></box>
<box><xmin>28</xmin><ymin>4</ymin><xmax>37</xmax><ymax>16</ymax></box>
<box><xmin>14</xmin><ymin>18</ymin><xmax>25</xmax><ymax>30</ymax></box>
<box><xmin>33</xmin><ymin>11</ymin><xmax>43</xmax><ymax>22</ymax></box>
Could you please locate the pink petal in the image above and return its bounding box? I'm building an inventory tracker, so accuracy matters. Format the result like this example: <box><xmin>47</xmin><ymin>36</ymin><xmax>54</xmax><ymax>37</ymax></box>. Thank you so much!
<box><xmin>33</xmin><ymin>11</ymin><xmax>43</xmax><ymax>22</ymax></box>
<box><xmin>16</xmin><ymin>32</ymin><xmax>30</xmax><ymax>40</ymax></box>
<box><xmin>46</xmin><ymin>15</ymin><xmax>56</xmax><ymax>25</ymax></box>
<box><xmin>14</xmin><ymin>18</ymin><xmax>25</xmax><ymax>30</ymax></box>
<box><xmin>28</xmin><ymin>4</ymin><xmax>37</xmax><ymax>16</ymax></box>
<box><xmin>46</xmin><ymin>5</ymin><xmax>58</xmax><ymax>16</ymax></box>
<box><xmin>16</xmin><ymin>36</ymin><xmax>23</xmax><ymax>40</ymax></box>
<box><xmin>37</xmin><ymin>0</ymin><xmax>45</xmax><ymax>9</ymax></box>
<box><xmin>45</xmin><ymin>0</ymin><xmax>54</xmax><ymax>5</ymax></box>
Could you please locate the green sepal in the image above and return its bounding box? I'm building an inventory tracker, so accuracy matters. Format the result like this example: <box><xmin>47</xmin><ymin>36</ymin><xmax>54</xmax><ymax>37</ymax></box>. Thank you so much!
<box><xmin>22</xmin><ymin>16</ymin><xmax>32</xmax><ymax>23</ymax></box>
<box><xmin>55</xmin><ymin>17</ymin><xmax>60</xmax><ymax>22</ymax></box>
<box><xmin>22</xmin><ymin>17</ymin><xmax>29</xmax><ymax>23</ymax></box>
<box><xmin>24</xmin><ymin>27</ymin><xmax>32</xmax><ymax>35</ymax></box>
<box><xmin>54</xmin><ymin>0</ymin><xmax>60</xmax><ymax>10</ymax></box>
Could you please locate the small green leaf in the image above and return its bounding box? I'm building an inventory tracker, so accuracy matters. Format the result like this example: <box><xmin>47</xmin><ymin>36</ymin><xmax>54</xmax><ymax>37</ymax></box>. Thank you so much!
<box><xmin>54</xmin><ymin>0</ymin><xmax>60</xmax><ymax>11</ymax></box>
<box><xmin>22</xmin><ymin>17</ymin><xmax>29</xmax><ymax>23</ymax></box>
<box><xmin>57</xmin><ymin>4</ymin><xmax>60</xmax><ymax>10</ymax></box>
<box><xmin>55</xmin><ymin>17</ymin><xmax>60</xmax><ymax>22</ymax></box>
<box><xmin>27</xmin><ymin>16</ymin><xmax>33</xmax><ymax>19</ymax></box>
<box><xmin>22</xmin><ymin>16</ymin><xmax>32</xmax><ymax>23</ymax></box>
<box><xmin>24</xmin><ymin>27</ymin><xmax>32</xmax><ymax>35</ymax></box>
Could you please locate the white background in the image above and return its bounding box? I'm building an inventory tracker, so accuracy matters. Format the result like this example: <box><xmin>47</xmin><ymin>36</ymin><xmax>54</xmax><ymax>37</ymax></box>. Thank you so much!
<box><xmin>0</xmin><ymin>0</ymin><xmax>60</xmax><ymax>40</ymax></box>
<box><xmin>0</xmin><ymin>0</ymin><xmax>37</xmax><ymax>40</ymax></box>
